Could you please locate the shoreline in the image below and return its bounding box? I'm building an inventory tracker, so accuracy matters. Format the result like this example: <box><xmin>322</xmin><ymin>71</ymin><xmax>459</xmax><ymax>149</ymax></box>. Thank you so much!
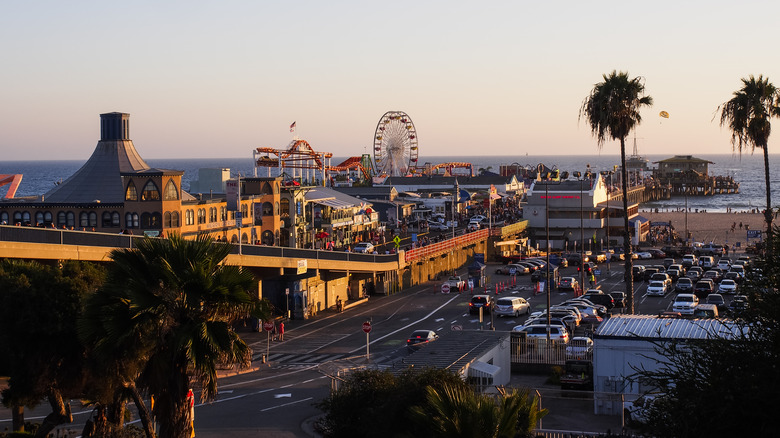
<box><xmin>641</xmin><ymin>211</ymin><xmax>766</xmax><ymax>246</ymax></box>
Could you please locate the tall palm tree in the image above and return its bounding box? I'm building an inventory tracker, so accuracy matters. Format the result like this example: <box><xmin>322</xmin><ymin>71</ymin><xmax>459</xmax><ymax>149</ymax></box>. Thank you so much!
<box><xmin>718</xmin><ymin>75</ymin><xmax>780</xmax><ymax>248</ymax></box>
<box><xmin>80</xmin><ymin>234</ymin><xmax>270</xmax><ymax>438</ymax></box>
<box><xmin>580</xmin><ymin>70</ymin><xmax>653</xmax><ymax>315</ymax></box>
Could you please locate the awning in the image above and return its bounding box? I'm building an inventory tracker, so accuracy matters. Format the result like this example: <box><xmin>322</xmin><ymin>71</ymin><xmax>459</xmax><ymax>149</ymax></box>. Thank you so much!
<box><xmin>310</xmin><ymin>197</ymin><xmax>355</xmax><ymax>209</ymax></box>
<box><xmin>495</xmin><ymin>239</ymin><xmax>520</xmax><ymax>246</ymax></box>
<box><xmin>468</xmin><ymin>361</ymin><xmax>501</xmax><ymax>378</ymax></box>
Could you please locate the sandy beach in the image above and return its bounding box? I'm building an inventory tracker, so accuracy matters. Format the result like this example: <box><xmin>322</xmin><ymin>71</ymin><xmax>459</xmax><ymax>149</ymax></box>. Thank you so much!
<box><xmin>641</xmin><ymin>211</ymin><xmax>766</xmax><ymax>247</ymax></box>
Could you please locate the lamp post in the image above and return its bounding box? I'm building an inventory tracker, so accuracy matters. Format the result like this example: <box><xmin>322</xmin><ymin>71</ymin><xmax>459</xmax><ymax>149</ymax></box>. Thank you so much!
<box><xmin>573</xmin><ymin>170</ymin><xmax>586</xmax><ymax>291</ymax></box>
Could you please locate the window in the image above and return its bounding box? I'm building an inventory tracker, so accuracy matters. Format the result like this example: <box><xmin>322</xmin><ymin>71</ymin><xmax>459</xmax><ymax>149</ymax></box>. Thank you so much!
<box><xmin>66</xmin><ymin>212</ymin><xmax>75</xmax><ymax>227</ymax></box>
<box><xmin>44</xmin><ymin>211</ymin><xmax>53</xmax><ymax>226</ymax></box>
<box><xmin>209</xmin><ymin>207</ymin><xmax>217</xmax><ymax>222</ymax></box>
<box><xmin>241</xmin><ymin>203</ymin><xmax>248</xmax><ymax>218</ymax></box>
<box><xmin>13</xmin><ymin>211</ymin><xmax>22</xmax><ymax>225</ymax></box>
<box><xmin>141</xmin><ymin>181</ymin><xmax>160</xmax><ymax>201</ymax></box>
<box><xmin>125</xmin><ymin>181</ymin><xmax>138</xmax><ymax>201</ymax></box>
<box><xmin>1</xmin><ymin>211</ymin><xmax>10</xmax><ymax>225</ymax></box>
<box><xmin>89</xmin><ymin>212</ymin><xmax>97</xmax><ymax>227</ymax></box>
<box><xmin>164</xmin><ymin>212</ymin><xmax>172</xmax><ymax>228</ymax></box>
<box><xmin>112</xmin><ymin>212</ymin><xmax>120</xmax><ymax>227</ymax></box>
<box><xmin>102</xmin><ymin>212</ymin><xmax>112</xmax><ymax>227</ymax></box>
<box><xmin>185</xmin><ymin>209</ymin><xmax>194</xmax><ymax>226</ymax></box>
<box><xmin>163</xmin><ymin>180</ymin><xmax>179</xmax><ymax>200</ymax></box>
<box><xmin>80</xmin><ymin>212</ymin><xmax>89</xmax><ymax>227</ymax></box>
<box><xmin>220</xmin><ymin>206</ymin><xmax>227</xmax><ymax>221</ymax></box>
<box><xmin>262</xmin><ymin>230</ymin><xmax>274</xmax><ymax>245</ymax></box>
<box><xmin>171</xmin><ymin>211</ymin><xmax>180</xmax><ymax>228</ymax></box>
<box><xmin>262</xmin><ymin>182</ymin><xmax>273</xmax><ymax>195</ymax></box>
<box><xmin>35</xmin><ymin>212</ymin><xmax>44</xmax><ymax>226</ymax></box>
<box><xmin>275</xmin><ymin>202</ymin><xmax>280</xmax><ymax>215</ymax></box>
<box><xmin>262</xmin><ymin>202</ymin><xmax>273</xmax><ymax>216</ymax></box>
<box><xmin>197</xmin><ymin>209</ymin><xmax>206</xmax><ymax>224</ymax></box>
<box><xmin>21</xmin><ymin>211</ymin><xmax>30</xmax><ymax>225</ymax></box>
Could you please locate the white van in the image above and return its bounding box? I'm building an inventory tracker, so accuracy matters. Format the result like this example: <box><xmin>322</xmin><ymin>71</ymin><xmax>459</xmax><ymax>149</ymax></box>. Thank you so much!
<box><xmin>494</xmin><ymin>297</ymin><xmax>530</xmax><ymax>317</ymax></box>
<box><xmin>699</xmin><ymin>256</ymin><xmax>715</xmax><ymax>270</ymax></box>
<box><xmin>693</xmin><ymin>303</ymin><xmax>718</xmax><ymax>319</ymax></box>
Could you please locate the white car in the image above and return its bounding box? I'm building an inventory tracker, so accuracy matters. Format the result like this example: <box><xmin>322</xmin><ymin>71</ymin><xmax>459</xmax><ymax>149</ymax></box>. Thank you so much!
<box><xmin>352</xmin><ymin>242</ymin><xmax>375</xmax><ymax>253</ymax></box>
<box><xmin>467</xmin><ymin>222</ymin><xmax>481</xmax><ymax>232</ymax></box>
<box><xmin>717</xmin><ymin>259</ymin><xmax>732</xmax><ymax>271</ymax></box>
<box><xmin>427</xmin><ymin>220</ymin><xmax>448</xmax><ymax>231</ymax></box>
<box><xmin>718</xmin><ymin>279</ymin><xmax>738</xmax><ymax>294</ymax></box>
<box><xmin>443</xmin><ymin>275</ymin><xmax>466</xmax><ymax>291</ymax></box>
<box><xmin>565</xmin><ymin>337</ymin><xmax>594</xmax><ymax>359</ymax></box>
<box><xmin>672</xmin><ymin>293</ymin><xmax>699</xmax><ymax>315</ymax></box>
<box><xmin>635</xmin><ymin>251</ymin><xmax>653</xmax><ymax>259</ymax></box>
<box><xmin>470</xmin><ymin>215</ymin><xmax>486</xmax><ymax>223</ymax></box>
<box><xmin>646</xmin><ymin>281</ymin><xmax>667</xmax><ymax>296</ymax></box>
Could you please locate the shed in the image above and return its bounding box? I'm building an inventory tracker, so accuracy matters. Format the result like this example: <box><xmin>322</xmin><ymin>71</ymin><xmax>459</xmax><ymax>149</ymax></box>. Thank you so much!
<box><xmin>401</xmin><ymin>330</ymin><xmax>511</xmax><ymax>393</ymax></box>
<box><xmin>592</xmin><ymin>315</ymin><xmax>742</xmax><ymax>415</ymax></box>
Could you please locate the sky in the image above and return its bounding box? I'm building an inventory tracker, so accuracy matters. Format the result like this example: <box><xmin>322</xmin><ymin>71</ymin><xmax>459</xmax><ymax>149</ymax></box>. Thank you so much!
<box><xmin>2</xmin><ymin>0</ymin><xmax>780</xmax><ymax>161</ymax></box>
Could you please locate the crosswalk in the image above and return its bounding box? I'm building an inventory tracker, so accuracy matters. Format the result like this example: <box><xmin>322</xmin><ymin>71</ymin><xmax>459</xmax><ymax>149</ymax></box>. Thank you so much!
<box><xmin>253</xmin><ymin>349</ymin><xmax>405</xmax><ymax>370</ymax></box>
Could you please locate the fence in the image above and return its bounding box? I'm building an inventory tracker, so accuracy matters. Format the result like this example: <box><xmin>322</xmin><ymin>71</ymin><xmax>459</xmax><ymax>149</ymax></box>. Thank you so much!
<box><xmin>510</xmin><ymin>333</ymin><xmax>593</xmax><ymax>365</ymax></box>
<box><xmin>0</xmin><ymin>225</ymin><xmax>401</xmax><ymax>264</ymax></box>
<box><xmin>404</xmin><ymin>228</ymin><xmax>489</xmax><ymax>263</ymax></box>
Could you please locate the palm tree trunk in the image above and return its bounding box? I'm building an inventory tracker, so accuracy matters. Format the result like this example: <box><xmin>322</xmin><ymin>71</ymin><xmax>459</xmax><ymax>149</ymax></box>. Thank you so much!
<box><xmin>11</xmin><ymin>405</ymin><xmax>24</xmax><ymax>432</ymax></box>
<box><xmin>620</xmin><ymin>137</ymin><xmax>634</xmax><ymax>314</ymax></box>
<box><xmin>127</xmin><ymin>383</ymin><xmax>157</xmax><ymax>438</ymax></box>
<box><xmin>763</xmin><ymin>145</ymin><xmax>773</xmax><ymax>251</ymax></box>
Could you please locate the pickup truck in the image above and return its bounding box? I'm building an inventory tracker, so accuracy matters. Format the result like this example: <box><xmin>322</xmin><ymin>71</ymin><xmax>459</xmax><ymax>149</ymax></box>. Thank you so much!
<box><xmin>442</xmin><ymin>275</ymin><xmax>466</xmax><ymax>292</ymax></box>
<box><xmin>560</xmin><ymin>359</ymin><xmax>593</xmax><ymax>390</ymax></box>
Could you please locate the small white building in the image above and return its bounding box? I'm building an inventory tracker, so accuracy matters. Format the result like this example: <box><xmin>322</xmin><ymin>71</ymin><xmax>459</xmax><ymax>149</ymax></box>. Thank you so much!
<box><xmin>592</xmin><ymin>315</ymin><xmax>742</xmax><ymax>415</ymax></box>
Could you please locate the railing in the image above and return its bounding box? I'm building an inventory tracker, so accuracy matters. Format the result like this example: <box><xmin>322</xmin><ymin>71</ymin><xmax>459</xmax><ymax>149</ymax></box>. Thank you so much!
<box><xmin>404</xmin><ymin>228</ymin><xmax>489</xmax><ymax>263</ymax></box>
<box><xmin>0</xmin><ymin>225</ymin><xmax>401</xmax><ymax>265</ymax></box>
<box><xmin>510</xmin><ymin>334</ymin><xmax>572</xmax><ymax>365</ymax></box>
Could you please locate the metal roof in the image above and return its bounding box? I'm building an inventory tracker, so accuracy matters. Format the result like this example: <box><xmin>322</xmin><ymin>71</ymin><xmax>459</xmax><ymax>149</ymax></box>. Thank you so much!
<box><xmin>594</xmin><ymin>315</ymin><xmax>744</xmax><ymax>341</ymax></box>
<box><xmin>304</xmin><ymin>186</ymin><xmax>371</xmax><ymax>210</ymax></box>
<box><xmin>400</xmin><ymin>330</ymin><xmax>509</xmax><ymax>372</ymax></box>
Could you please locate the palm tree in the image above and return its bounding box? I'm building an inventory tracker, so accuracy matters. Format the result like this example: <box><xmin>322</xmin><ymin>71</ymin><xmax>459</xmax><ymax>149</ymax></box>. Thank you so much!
<box><xmin>411</xmin><ymin>384</ymin><xmax>547</xmax><ymax>438</ymax></box>
<box><xmin>580</xmin><ymin>70</ymin><xmax>653</xmax><ymax>315</ymax></box>
<box><xmin>80</xmin><ymin>234</ymin><xmax>270</xmax><ymax>438</ymax></box>
<box><xmin>718</xmin><ymin>75</ymin><xmax>780</xmax><ymax>248</ymax></box>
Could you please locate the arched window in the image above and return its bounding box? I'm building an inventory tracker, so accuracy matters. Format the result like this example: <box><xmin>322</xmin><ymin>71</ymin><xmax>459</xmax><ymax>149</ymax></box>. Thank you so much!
<box><xmin>150</xmin><ymin>212</ymin><xmax>161</xmax><ymax>228</ymax></box>
<box><xmin>102</xmin><ymin>212</ymin><xmax>112</xmax><ymax>227</ymax></box>
<box><xmin>21</xmin><ymin>211</ymin><xmax>30</xmax><ymax>225</ymax></box>
<box><xmin>141</xmin><ymin>213</ymin><xmax>151</xmax><ymax>228</ymax></box>
<box><xmin>89</xmin><ymin>212</ymin><xmax>97</xmax><ymax>227</ymax></box>
<box><xmin>273</xmin><ymin>182</ymin><xmax>279</xmax><ymax>194</ymax></box>
<box><xmin>13</xmin><ymin>211</ymin><xmax>22</xmax><ymax>225</ymax></box>
<box><xmin>44</xmin><ymin>211</ymin><xmax>53</xmax><ymax>226</ymax></box>
<box><xmin>241</xmin><ymin>203</ymin><xmax>248</xmax><ymax>218</ymax></box>
<box><xmin>280</xmin><ymin>198</ymin><xmax>290</xmax><ymax>218</ymax></box>
<box><xmin>220</xmin><ymin>207</ymin><xmax>227</xmax><ymax>221</ymax></box>
<box><xmin>241</xmin><ymin>232</ymin><xmax>249</xmax><ymax>243</ymax></box>
<box><xmin>57</xmin><ymin>211</ymin><xmax>66</xmax><ymax>227</ymax></box>
<box><xmin>125</xmin><ymin>212</ymin><xmax>140</xmax><ymax>228</ymax></box>
<box><xmin>125</xmin><ymin>181</ymin><xmax>138</xmax><ymax>201</ymax></box>
<box><xmin>80</xmin><ymin>212</ymin><xmax>89</xmax><ymax>228</ymax></box>
<box><xmin>112</xmin><ymin>212</ymin><xmax>120</xmax><ymax>227</ymax></box>
<box><xmin>163</xmin><ymin>180</ymin><xmax>179</xmax><ymax>200</ymax></box>
<box><xmin>262</xmin><ymin>202</ymin><xmax>273</xmax><ymax>217</ymax></box>
<box><xmin>141</xmin><ymin>181</ymin><xmax>161</xmax><ymax>201</ymax></box>
<box><xmin>35</xmin><ymin>212</ymin><xmax>44</xmax><ymax>226</ymax></box>
<box><xmin>262</xmin><ymin>230</ymin><xmax>274</xmax><ymax>245</ymax></box>
<box><xmin>66</xmin><ymin>212</ymin><xmax>75</xmax><ymax>227</ymax></box>
<box><xmin>262</xmin><ymin>182</ymin><xmax>273</xmax><ymax>195</ymax></box>
<box><xmin>185</xmin><ymin>209</ymin><xmax>194</xmax><ymax>226</ymax></box>
<box><xmin>197</xmin><ymin>209</ymin><xmax>206</xmax><ymax>224</ymax></box>
<box><xmin>275</xmin><ymin>202</ymin><xmax>280</xmax><ymax>215</ymax></box>
<box><xmin>171</xmin><ymin>211</ymin><xmax>180</xmax><ymax>228</ymax></box>
<box><xmin>209</xmin><ymin>207</ymin><xmax>217</xmax><ymax>223</ymax></box>
<box><xmin>164</xmin><ymin>212</ymin><xmax>172</xmax><ymax>228</ymax></box>
<box><xmin>1</xmin><ymin>211</ymin><xmax>9</xmax><ymax>225</ymax></box>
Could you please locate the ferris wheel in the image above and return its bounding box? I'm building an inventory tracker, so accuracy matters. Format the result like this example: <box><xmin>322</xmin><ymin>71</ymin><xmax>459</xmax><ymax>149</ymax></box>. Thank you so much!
<box><xmin>373</xmin><ymin>111</ymin><xmax>419</xmax><ymax>177</ymax></box>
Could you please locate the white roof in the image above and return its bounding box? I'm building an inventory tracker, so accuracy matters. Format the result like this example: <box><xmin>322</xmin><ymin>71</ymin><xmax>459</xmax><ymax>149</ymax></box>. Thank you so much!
<box><xmin>595</xmin><ymin>315</ymin><xmax>744</xmax><ymax>340</ymax></box>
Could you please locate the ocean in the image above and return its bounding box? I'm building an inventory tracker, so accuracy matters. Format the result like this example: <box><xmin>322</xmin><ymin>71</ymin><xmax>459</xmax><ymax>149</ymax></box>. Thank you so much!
<box><xmin>1</xmin><ymin>153</ymin><xmax>778</xmax><ymax>213</ymax></box>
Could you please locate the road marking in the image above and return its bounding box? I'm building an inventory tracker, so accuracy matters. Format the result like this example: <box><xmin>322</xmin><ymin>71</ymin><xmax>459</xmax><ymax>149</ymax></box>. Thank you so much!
<box><xmin>261</xmin><ymin>397</ymin><xmax>313</xmax><ymax>412</ymax></box>
<box><xmin>274</xmin><ymin>393</ymin><xmax>292</xmax><ymax>398</ymax></box>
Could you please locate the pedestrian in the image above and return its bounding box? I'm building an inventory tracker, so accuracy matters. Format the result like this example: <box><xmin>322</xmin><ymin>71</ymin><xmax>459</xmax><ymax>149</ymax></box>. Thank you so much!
<box><xmin>589</xmin><ymin>273</ymin><xmax>596</xmax><ymax>288</ymax></box>
<box><xmin>278</xmin><ymin>321</ymin><xmax>285</xmax><ymax>341</ymax></box>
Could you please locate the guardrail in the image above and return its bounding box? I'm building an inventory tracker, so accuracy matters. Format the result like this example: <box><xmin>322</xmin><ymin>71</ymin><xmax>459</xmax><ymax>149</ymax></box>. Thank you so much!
<box><xmin>0</xmin><ymin>225</ymin><xmax>400</xmax><ymax>265</ymax></box>
<box><xmin>404</xmin><ymin>228</ymin><xmax>489</xmax><ymax>263</ymax></box>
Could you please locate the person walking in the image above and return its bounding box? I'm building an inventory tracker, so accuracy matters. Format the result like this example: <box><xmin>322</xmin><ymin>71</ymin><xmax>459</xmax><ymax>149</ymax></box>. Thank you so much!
<box><xmin>278</xmin><ymin>321</ymin><xmax>285</xmax><ymax>341</ymax></box>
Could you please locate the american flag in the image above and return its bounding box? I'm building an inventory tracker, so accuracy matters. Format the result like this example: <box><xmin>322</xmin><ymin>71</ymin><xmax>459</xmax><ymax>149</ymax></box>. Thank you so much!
<box><xmin>290</xmin><ymin>121</ymin><xmax>296</xmax><ymax>132</ymax></box>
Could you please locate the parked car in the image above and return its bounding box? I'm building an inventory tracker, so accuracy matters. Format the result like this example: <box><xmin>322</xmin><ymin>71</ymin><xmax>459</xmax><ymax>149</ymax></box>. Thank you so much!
<box><xmin>632</xmin><ymin>265</ymin><xmax>646</xmax><ymax>280</ymax></box>
<box><xmin>682</xmin><ymin>254</ymin><xmax>698</xmax><ymax>268</ymax></box>
<box><xmin>513</xmin><ymin>323</ymin><xmax>570</xmax><ymax>343</ymax></box>
<box><xmin>694</xmin><ymin>280</ymin><xmax>715</xmax><ymax>299</ymax></box>
<box><xmin>609</xmin><ymin>292</ymin><xmax>627</xmax><ymax>308</ymax></box>
<box><xmin>494</xmin><ymin>297</ymin><xmax>530</xmax><ymax>317</ymax></box>
<box><xmin>559</xmin><ymin>276</ymin><xmax>579</xmax><ymax>291</ymax></box>
<box><xmin>352</xmin><ymin>242</ymin><xmax>375</xmax><ymax>253</ymax></box>
<box><xmin>469</xmin><ymin>295</ymin><xmax>493</xmax><ymax>315</ymax></box>
<box><xmin>675</xmin><ymin>277</ymin><xmax>694</xmax><ymax>293</ymax></box>
<box><xmin>495</xmin><ymin>264</ymin><xmax>529</xmax><ymax>275</ymax></box>
<box><xmin>646</xmin><ymin>281</ymin><xmax>668</xmax><ymax>297</ymax></box>
<box><xmin>406</xmin><ymin>330</ymin><xmax>439</xmax><ymax>350</ymax></box>
<box><xmin>693</xmin><ymin>303</ymin><xmax>719</xmax><ymax>319</ymax></box>
<box><xmin>705</xmin><ymin>293</ymin><xmax>727</xmax><ymax>312</ymax></box>
<box><xmin>560</xmin><ymin>359</ymin><xmax>594</xmax><ymax>390</ymax></box>
<box><xmin>582</xmin><ymin>292</ymin><xmax>615</xmax><ymax>310</ymax></box>
<box><xmin>427</xmin><ymin>220</ymin><xmax>448</xmax><ymax>231</ymax></box>
<box><xmin>672</xmin><ymin>293</ymin><xmax>699</xmax><ymax>315</ymax></box>
<box><xmin>565</xmin><ymin>337</ymin><xmax>594</xmax><ymax>359</ymax></box>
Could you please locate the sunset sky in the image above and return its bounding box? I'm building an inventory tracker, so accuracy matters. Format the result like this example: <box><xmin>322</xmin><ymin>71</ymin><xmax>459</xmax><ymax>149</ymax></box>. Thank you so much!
<box><xmin>2</xmin><ymin>1</ymin><xmax>780</xmax><ymax>161</ymax></box>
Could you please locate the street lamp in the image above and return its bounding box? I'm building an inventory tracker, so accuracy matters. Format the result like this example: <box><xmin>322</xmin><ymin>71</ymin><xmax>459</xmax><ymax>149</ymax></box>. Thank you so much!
<box><xmin>572</xmin><ymin>170</ymin><xmax>586</xmax><ymax>291</ymax></box>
